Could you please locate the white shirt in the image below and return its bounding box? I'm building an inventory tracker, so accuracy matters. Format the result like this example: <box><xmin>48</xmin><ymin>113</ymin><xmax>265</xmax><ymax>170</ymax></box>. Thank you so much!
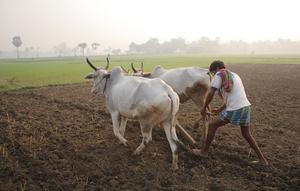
<box><xmin>211</xmin><ymin>71</ymin><xmax>251</xmax><ymax>111</ymax></box>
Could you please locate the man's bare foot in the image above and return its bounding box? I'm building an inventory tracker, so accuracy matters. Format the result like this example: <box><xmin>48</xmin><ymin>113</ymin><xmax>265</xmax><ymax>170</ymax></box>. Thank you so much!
<box><xmin>191</xmin><ymin>149</ymin><xmax>208</xmax><ymax>158</ymax></box>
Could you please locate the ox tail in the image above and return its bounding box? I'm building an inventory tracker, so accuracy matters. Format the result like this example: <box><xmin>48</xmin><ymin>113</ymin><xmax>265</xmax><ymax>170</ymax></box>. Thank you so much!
<box><xmin>164</xmin><ymin>84</ymin><xmax>179</xmax><ymax>125</ymax></box>
<box><xmin>166</xmin><ymin>86</ymin><xmax>190</xmax><ymax>152</ymax></box>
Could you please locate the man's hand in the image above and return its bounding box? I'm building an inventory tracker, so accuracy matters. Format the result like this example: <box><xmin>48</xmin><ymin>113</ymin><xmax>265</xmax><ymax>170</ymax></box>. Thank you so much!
<box><xmin>211</xmin><ymin>108</ymin><xmax>222</xmax><ymax>114</ymax></box>
<box><xmin>201</xmin><ymin>107</ymin><xmax>222</xmax><ymax>118</ymax></box>
<box><xmin>200</xmin><ymin>107</ymin><xmax>207</xmax><ymax>117</ymax></box>
<box><xmin>201</xmin><ymin>87</ymin><xmax>217</xmax><ymax>118</ymax></box>
<box><xmin>201</xmin><ymin>107</ymin><xmax>214</xmax><ymax>118</ymax></box>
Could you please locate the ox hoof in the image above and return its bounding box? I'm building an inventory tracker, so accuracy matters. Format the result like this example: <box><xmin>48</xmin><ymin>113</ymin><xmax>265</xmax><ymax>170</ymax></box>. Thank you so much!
<box><xmin>134</xmin><ymin>149</ymin><xmax>142</xmax><ymax>155</ymax></box>
<box><xmin>119</xmin><ymin>141</ymin><xmax>128</xmax><ymax>147</ymax></box>
<box><xmin>191</xmin><ymin>149</ymin><xmax>208</xmax><ymax>158</ymax></box>
<box><xmin>172</xmin><ymin>164</ymin><xmax>179</xmax><ymax>171</ymax></box>
<box><xmin>250</xmin><ymin>160</ymin><xmax>269</xmax><ymax>166</ymax></box>
<box><xmin>134</xmin><ymin>145</ymin><xmax>145</xmax><ymax>155</ymax></box>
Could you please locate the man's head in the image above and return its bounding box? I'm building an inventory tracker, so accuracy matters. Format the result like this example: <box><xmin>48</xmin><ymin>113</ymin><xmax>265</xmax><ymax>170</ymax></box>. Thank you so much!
<box><xmin>209</xmin><ymin>60</ymin><xmax>225</xmax><ymax>75</ymax></box>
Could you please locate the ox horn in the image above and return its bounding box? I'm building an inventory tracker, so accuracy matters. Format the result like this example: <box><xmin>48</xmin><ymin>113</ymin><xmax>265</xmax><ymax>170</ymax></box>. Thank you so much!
<box><xmin>105</xmin><ymin>56</ymin><xmax>110</xmax><ymax>70</ymax></box>
<box><xmin>131</xmin><ymin>62</ymin><xmax>138</xmax><ymax>73</ymax></box>
<box><xmin>120</xmin><ymin>66</ymin><xmax>129</xmax><ymax>73</ymax></box>
<box><xmin>141</xmin><ymin>62</ymin><xmax>144</xmax><ymax>74</ymax></box>
<box><xmin>86</xmin><ymin>58</ymin><xmax>97</xmax><ymax>71</ymax></box>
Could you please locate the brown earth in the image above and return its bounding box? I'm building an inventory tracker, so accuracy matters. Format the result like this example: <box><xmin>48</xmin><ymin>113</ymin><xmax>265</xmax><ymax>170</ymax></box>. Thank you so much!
<box><xmin>0</xmin><ymin>64</ymin><xmax>299</xmax><ymax>191</ymax></box>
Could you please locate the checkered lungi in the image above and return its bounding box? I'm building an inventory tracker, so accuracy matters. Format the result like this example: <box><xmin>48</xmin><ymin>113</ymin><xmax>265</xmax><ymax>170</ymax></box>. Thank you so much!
<box><xmin>219</xmin><ymin>106</ymin><xmax>251</xmax><ymax>126</ymax></box>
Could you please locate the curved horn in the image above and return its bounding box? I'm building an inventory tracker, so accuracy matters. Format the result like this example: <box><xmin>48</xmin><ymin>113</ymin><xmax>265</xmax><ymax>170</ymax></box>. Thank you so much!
<box><xmin>120</xmin><ymin>66</ymin><xmax>129</xmax><ymax>73</ymax></box>
<box><xmin>105</xmin><ymin>56</ymin><xmax>110</xmax><ymax>70</ymax></box>
<box><xmin>131</xmin><ymin>63</ymin><xmax>138</xmax><ymax>73</ymax></box>
<box><xmin>86</xmin><ymin>58</ymin><xmax>97</xmax><ymax>71</ymax></box>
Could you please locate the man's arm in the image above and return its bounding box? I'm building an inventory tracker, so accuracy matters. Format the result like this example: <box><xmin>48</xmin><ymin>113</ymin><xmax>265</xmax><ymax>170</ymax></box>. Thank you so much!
<box><xmin>201</xmin><ymin>87</ymin><xmax>217</xmax><ymax>116</ymax></box>
<box><xmin>218</xmin><ymin>90</ymin><xmax>223</xmax><ymax>100</ymax></box>
<box><xmin>204</xmin><ymin>87</ymin><xmax>217</xmax><ymax>108</ymax></box>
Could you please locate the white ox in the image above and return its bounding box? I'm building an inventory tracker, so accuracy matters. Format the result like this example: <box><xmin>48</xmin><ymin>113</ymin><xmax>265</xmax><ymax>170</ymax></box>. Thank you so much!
<box><xmin>85</xmin><ymin>58</ymin><xmax>185</xmax><ymax>170</ymax></box>
<box><xmin>131</xmin><ymin>63</ymin><xmax>212</xmax><ymax>146</ymax></box>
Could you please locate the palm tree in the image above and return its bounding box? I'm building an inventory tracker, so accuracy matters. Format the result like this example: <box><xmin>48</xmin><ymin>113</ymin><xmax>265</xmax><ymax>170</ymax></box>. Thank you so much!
<box><xmin>12</xmin><ymin>36</ymin><xmax>22</xmax><ymax>59</ymax></box>
<box><xmin>91</xmin><ymin>42</ymin><xmax>100</xmax><ymax>56</ymax></box>
<box><xmin>78</xmin><ymin>43</ymin><xmax>87</xmax><ymax>56</ymax></box>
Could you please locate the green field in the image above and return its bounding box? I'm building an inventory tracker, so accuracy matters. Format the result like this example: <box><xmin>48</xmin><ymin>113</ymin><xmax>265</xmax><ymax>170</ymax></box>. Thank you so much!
<box><xmin>0</xmin><ymin>54</ymin><xmax>300</xmax><ymax>91</ymax></box>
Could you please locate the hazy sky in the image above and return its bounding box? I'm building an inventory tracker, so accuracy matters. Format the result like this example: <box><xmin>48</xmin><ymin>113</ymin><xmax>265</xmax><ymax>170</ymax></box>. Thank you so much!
<box><xmin>1</xmin><ymin>0</ymin><xmax>300</xmax><ymax>51</ymax></box>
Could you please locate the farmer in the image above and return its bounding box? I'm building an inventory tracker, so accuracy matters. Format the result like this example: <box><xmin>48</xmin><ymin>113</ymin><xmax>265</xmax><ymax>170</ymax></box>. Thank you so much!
<box><xmin>193</xmin><ymin>60</ymin><xmax>268</xmax><ymax>165</ymax></box>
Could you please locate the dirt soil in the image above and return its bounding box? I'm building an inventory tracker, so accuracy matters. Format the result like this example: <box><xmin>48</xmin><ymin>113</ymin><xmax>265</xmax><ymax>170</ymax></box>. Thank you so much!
<box><xmin>0</xmin><ymin>64</ymin><xmax>299</xmax><ymax>191</ymax></box>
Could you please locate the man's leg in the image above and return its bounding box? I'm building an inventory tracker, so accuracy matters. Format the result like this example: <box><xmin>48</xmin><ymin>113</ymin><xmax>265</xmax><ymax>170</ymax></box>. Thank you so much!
<box><xmin>240</xmin><ymin>126</ymin><xmax>268</xmax><ymax>165</ymax></box>
<box><xmin>193</xmin><ymin>118</ymin><xmax>228</xmax><ymax>157</ymax></box>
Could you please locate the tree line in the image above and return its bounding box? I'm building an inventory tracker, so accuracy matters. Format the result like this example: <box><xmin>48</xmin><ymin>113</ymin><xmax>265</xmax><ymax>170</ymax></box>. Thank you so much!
<box><xmin>9</xmin><ymin>36</ymin><xmax>122</xmax><ymax>59</ymax></box>
<box><xmin>127</xmin><ymin>37</ymin><xmax>300</xmax><ymax>55</ymax></box>
<box><xmin>7</xmin><ymin>36</ymin><xmax>300</xmax><ymax>59</ymax></box>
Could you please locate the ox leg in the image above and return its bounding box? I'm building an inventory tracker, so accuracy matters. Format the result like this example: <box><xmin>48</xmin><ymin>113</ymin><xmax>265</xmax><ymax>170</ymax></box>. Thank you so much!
<box><xmin>111</xmin><ymin>112</ymin><xmax>128</xmax><ymax>146</ymax></box>
<box><xmin>162</xmin><ymin>122</ymin><xmax>179</xmax><ymax>171</ymax></box>
<box><xmin>148</xmin><ymin>127</ymin><xmax>153</xmax><ymax>142</ymax></box>
<box><xmin>119</xmin><ymin>116</ymin><xmax>128</xmax><ymax>137</ymax></box>
<box><xmin>134</xmin><ymin>123</ymin><xmax>152</xmax><ymax>155</ymax></box>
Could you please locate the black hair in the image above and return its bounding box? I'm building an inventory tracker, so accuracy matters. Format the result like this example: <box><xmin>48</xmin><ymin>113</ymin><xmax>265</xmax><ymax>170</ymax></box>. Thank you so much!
<box><xmin>209</xmin><ymin>60</ymin><xmax>225</xmax><ymax>72</ymax></box>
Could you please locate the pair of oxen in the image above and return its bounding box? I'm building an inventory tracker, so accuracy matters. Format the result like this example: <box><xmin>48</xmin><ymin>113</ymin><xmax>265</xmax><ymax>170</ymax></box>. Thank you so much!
<box><xmin>85</xmin><ymin>57</ymin><xmax>211</xmax><ymax>170</ymax></box>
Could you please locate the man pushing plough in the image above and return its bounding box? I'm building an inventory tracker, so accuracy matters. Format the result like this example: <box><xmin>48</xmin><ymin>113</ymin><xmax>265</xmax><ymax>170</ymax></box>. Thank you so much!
<box><xmin>192</xmin><ymin>60</ymin><xmax>269</xmax><ymax>165</ymax></box>
<box><xmin>85</xmin><ymin>57</ymin><xmax>268</xmax><ymax>170</ymax></box>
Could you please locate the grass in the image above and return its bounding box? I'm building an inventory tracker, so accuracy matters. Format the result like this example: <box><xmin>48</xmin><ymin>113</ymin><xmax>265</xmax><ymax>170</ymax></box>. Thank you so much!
<box><xmin>0</xmin><ymin>54</ymin><xmax>300</xmax><ymax>91</ymax></box>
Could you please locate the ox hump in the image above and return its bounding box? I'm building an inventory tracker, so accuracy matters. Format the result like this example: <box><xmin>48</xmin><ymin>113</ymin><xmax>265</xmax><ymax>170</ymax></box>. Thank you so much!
<box><xmin>110</xmin><ymin>67</ymin><xmax>123</xmax><ymax>79</ymax></box>
<box><xmin>152</xmin><ymin>65</ymin><xmax>166</xmax><ymax>77</ymax></box>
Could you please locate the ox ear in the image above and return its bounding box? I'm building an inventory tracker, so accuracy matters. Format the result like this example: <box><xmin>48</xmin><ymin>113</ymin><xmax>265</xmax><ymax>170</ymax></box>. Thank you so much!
<box><xmin>85</xmin><ymin>73</ymin><xmax>95</xmax><ymax>79</ymax></box>
<box><xmin>140</xmin><ymin>62</ymin><xmax>144</xmax><ymax>74</ymax></box>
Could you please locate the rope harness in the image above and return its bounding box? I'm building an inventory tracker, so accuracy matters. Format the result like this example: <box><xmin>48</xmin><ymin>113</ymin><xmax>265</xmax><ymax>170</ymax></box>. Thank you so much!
<box><xmin>94</xmin><ymin>74</ymin><xmax>110</xmax><ymax>94</ymax></box>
